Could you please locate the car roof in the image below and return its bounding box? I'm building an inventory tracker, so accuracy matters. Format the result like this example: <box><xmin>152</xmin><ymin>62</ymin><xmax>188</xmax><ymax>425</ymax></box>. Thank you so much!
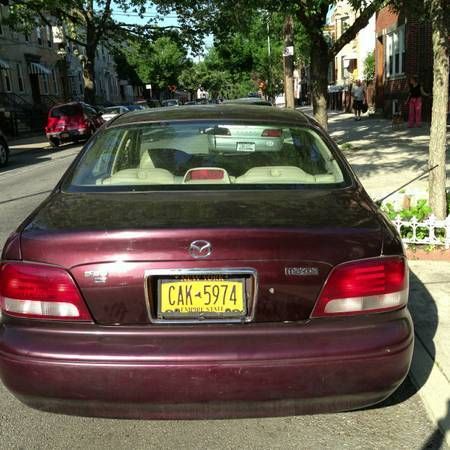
<box><xmin>107</xmin><ymin>104</ymin><xmax>312</xmax><ymax>128</ymax></box>
<box><xmin>225</xmin><ymin>97</ymin><xmax>272</xmax><ymax>105</ymax></box>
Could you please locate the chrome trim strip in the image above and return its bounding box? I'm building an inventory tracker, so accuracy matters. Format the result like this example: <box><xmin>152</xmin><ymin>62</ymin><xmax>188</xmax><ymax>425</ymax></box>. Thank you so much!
<box><xmin>143</xmin><ymin>268</ymin><xmax>258</xmax><ymax>325</ymax></box>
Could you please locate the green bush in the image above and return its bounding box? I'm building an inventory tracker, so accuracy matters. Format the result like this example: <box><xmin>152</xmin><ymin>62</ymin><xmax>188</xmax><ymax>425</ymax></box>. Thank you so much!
<box><xmin>383</xmin><ymin>199</ymin><xmax>446</xmax><ymax>242</ymax></box>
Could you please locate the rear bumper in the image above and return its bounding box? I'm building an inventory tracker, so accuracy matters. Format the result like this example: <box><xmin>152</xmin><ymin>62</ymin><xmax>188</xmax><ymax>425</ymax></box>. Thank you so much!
<box><xmin>46</xmin><ymin>129</ymin><xmax>89</xmax><ymax>141</ymax></box>
<box><xmin>0</xmin><ymin>309</ymin><xmax>414</xmax><ymax>419</ymax></box>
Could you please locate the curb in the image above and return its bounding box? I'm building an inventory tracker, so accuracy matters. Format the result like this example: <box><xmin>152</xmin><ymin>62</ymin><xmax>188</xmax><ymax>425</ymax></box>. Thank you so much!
<box><xmin>410</xmin><ymin>333</ymin><xmax>450</xmax><ymax>447</ymax></box>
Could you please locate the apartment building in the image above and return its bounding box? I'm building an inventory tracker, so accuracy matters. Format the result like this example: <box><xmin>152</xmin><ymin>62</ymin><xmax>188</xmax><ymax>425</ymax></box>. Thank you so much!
<box><xmin>0</xmin><ymin>5</ymin><xmax>134</xmax><ymax>136</ymax></box>
<box><xmin>0</xmin><ymin>6</ymin><xmax>61</xmax><ymax>107</ymax></box>
<box><xmin>330</xmin><ymin>0</ymin><xmax>376</xmax><ymax>86</ymax></box>
<box><xmin>374</xmin><ymin>6</ymin><xmax>436</xmax><ymax>119</ymax></box>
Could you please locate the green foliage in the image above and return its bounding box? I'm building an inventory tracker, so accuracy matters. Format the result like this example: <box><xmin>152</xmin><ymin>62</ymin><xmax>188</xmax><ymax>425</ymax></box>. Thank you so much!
<box><xmin>123</xmin><ymin>36</ymin><xmax>191</xmax><ymax>90</ymax></box>
<box><xmin>363</xmin><ymin>51</ymin><xmax>375</xmax><ymax>81</ymax></box>
<box><xmin>383</xmin><ymin>199</ymin><xmax>446</xmax><ymax>242</ymax></box>
<box><xmin>384</xmin><ymin>199</ymin><xmax>432</xmax><ymax>222</ymax></box>
<box><xmin>176</xmin><ymin>10</ymin><xmax>297</xmax><ymax>99</ymax></box>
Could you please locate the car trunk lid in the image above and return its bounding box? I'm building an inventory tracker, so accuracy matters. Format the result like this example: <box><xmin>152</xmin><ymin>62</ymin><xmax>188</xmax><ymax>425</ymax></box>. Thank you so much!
<box><xmin>19</xmin><ymin>189</ymin><xmax>383</xmax><ymax>324</ymax></box>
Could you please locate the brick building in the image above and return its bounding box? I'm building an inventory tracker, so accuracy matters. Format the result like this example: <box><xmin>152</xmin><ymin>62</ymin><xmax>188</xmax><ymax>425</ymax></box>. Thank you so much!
<box><xmin>330</xmin><ymin>1</ymin><xmax>376</xmax><ymax>86</ymax></box>
<box><xmin>375</xmin><ymin>6</ymin><xmax>434</xmax><ymax>119</ymax></box>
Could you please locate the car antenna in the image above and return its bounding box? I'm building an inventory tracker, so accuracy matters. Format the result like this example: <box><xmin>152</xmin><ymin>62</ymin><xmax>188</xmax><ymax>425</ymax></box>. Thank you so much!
<box><xmin>375</xmin><ymin>164</ymin><xmax>439</xmax><ymax>206</ymax></box>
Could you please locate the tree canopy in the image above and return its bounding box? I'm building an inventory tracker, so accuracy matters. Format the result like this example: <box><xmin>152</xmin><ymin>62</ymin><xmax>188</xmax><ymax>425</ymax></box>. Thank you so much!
<box><xmin>1</xmin><ymin>0</ymin><xmax>195</xmax><ymax>103</ymax></box>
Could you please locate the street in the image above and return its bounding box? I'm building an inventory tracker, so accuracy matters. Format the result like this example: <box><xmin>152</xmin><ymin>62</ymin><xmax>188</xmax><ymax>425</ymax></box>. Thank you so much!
<box><xmin>0</xmin><ymin>141</ymin><xmax>446</xmax><ymax>450</ymax></box>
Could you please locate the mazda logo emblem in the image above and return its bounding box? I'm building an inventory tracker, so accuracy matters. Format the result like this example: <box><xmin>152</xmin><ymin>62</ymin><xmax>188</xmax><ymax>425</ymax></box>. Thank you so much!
<box><xmin>189</xmin><ymin>240</ymin><xmax>212</xmax><ymax>259</ymax></box>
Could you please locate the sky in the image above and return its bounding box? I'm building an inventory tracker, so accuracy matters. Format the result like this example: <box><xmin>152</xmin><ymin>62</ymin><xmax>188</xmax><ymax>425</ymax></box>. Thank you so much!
<box><xmin>111</xmin><ymin>4</ymin><xmax>213</xmax><ymax>54</ymax></box>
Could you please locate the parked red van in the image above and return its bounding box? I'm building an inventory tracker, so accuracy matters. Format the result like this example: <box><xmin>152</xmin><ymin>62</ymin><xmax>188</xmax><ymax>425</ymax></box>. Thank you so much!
<box><xmin>45</xmin><ymin>102</ymin><xmax>104</xmax><ymax>147</ymax></box>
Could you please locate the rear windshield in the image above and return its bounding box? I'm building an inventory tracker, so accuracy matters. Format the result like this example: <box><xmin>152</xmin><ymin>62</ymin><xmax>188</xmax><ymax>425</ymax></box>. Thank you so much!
<box><xmin>64</xmin><ymin>120</ymin><xmax>349</xmax><ymax>191</ymax></box>
<box><xmin>51</xmin><ymin>105</ymin><xmax>81</xmax><ymax>118</ymax></box>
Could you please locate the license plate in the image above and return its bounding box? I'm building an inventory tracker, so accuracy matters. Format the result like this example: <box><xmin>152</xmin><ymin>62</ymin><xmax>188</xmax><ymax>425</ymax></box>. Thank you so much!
<box><xmin>158</xmin><ymin>278</ymin><xmax>246</xmax><ymax>319</ymax></box>
<box><xmin>60</xmin><ymin>132</ymin><xmax>69</xmax><ymax>138</ymax></box>
<box><xmin>236</xmin><ymin>142</ymin><xmax>256</xmax><ymax>152</ymax></box>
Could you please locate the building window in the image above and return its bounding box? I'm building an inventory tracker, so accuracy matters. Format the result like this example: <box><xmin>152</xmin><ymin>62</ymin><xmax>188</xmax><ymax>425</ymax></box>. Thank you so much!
<box><xmin>340</xmin><ymin>16</ymin><xmax>350</xmax><ymax>37</ymax></box>
<box><xmin>17</xmin><ymin>63</ymin><xmax>24</xmax><ymax>92</ymax></box>
<box><xmin>51</xmin><ymin>68</ymin><xmax>58</xmax><ymax>94</ymax></box>
<box><xmin>46</xmin><ymin>25</ymin><xmax>53</xmax><ymax>48</ymax></box>
<box><xmin>385</xmin><ymin>25</ymin><xmax>406</xmax><ymax>78</ymax></box>
<box><xmin>0</xmin><ymin>9</ymin><xmax>4</xmax><ymax>36</ymax></box>
<box><xmin>2</xmin><ymin>69</ymin><xmax>12</xmax><ymax>92</ymax></box>
<box><xmin>41</xmin><ymin>74</ymin><xmax>49</xmax><ymax>94</ymax></box>
<box><xmin>36</xmin><ymin>26</ymin><xmax>42</xmax><ymax>46</ymax></box>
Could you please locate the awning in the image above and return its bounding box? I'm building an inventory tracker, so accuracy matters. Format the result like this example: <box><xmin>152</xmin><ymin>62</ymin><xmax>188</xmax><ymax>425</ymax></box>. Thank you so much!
<box><xmin>0</xmin><ymin>58</ymin><xmax>10</xmax><ymax>70</ymax></box>
<box><xmin>28</xmin><ymin>62</ymin><xmax>52</xmax><ymax>75</ymax></box>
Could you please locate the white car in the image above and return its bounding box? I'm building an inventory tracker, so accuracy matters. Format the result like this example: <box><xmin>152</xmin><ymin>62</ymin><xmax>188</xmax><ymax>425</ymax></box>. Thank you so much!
<box><xmin>274</xmin><ymin>94</ymin><xmax>286</xmax><ymax>108</ymax></box>
<box><xmin>101</xmin><ymin>106</ymin><xmax>129</xmax><ymax>122</ymax></box>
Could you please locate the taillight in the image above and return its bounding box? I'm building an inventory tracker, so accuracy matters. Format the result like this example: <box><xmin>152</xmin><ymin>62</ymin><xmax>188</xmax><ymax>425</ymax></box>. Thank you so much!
<box><xmin>186</xmin><ymin>168</ymin><xmax>225</xmax><ymax>181</ymax></box>
<box><xmin>261</xmin><ymin>129</ymin><xmax>282</xmax><ymax>137</ymax></box>
<box><xmin>0</xmin><ymin>262</ymin><xmax>92</xmax><ymax>321</ymax></box>
<box><xmin>311</xmin><ymin>257</ymin><xmax>408</xmax><ymax>317</ymax></box>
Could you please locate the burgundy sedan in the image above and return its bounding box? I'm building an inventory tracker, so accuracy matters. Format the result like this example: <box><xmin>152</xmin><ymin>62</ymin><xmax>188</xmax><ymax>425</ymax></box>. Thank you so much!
<box><xmin>0</xmin><ymin>105</ymin><xmax>413</xmax><ymax>419</ymax></box>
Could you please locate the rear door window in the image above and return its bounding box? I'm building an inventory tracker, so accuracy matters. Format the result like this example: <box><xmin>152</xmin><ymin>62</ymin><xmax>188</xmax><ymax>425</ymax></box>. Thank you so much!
<box><xmin>51</xmin><ymin>105</ymin><xmax>80</xmax><ymax>118</ymax></box>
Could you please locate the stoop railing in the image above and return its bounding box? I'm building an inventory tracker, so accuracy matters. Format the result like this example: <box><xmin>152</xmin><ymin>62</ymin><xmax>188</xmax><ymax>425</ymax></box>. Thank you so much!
<box><xmin>392</xmin><ymin>215</ymin><xmax>450</xmax><ymax>249</ymax></box>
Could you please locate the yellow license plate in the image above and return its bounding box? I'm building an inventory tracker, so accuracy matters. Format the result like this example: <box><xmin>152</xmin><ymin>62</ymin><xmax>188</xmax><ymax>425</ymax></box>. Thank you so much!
<box><xmin>158</xmin><ymin>278</ymin><xmax>246</xmax><ymax>319</ymax></box>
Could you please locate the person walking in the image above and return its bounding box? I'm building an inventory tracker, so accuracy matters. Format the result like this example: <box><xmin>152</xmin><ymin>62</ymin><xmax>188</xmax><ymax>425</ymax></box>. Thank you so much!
<box><xmin>351</xmin><ymin>80</ymin><xmax>366</xmax><ymax>121</ymax></box>
<box><xmin>405</xmin><ymin>76</ymin><xmax>430</xmax><ymax>128</ymax></box>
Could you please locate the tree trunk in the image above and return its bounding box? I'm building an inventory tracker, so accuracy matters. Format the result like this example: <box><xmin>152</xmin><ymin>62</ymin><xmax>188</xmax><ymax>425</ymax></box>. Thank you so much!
<box><xmin>428</xmin><ymin>0</ymin><xmax>449</xmax><ymax>219</ymax></box>
<box><xmin>83</xmin><ymin>43</ymin><xmax>96</xmax><ymax>105</ymax></box>
<box><xmin>283</xmin><ymin>16</ymin><xmax>295</xmax><ymax>109</ymax></box>
<box><xmin>310</xmin><ymin>33</ymin><xmax>329</xmax><ymax>129</ymax></box>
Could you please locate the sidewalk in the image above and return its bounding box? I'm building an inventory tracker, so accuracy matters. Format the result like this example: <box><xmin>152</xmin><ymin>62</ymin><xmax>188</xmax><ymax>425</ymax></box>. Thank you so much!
<box><xmin>299</xmin><ymin>106</ymin><xmax>450</xmax><ymax>200</ymax></box>
<box><xmin>408</xmin><ymin>260</ymin><xmax>450</xmax><ymax>446</ymax></box>
<box><xmin>300</xmin><ymin>107</ymin><xmax>450</xmax><ymax>444</ymax></box>
<box><xmin>8</xmin><ymin>134</ymin><xmax>50</xmax><ymax>155</ymax></box>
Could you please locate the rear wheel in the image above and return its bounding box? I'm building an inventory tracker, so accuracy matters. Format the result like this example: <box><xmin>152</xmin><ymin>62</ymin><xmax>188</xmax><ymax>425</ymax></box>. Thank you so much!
<box><xmin>0</xmin><ymin>138</ymin><xmax>9</xmax><ymax>167</ymax></box>
<box><xmin>50</xmin><ymin>138</ymin><xmax>60</xmax><ymax>148</ymax></box>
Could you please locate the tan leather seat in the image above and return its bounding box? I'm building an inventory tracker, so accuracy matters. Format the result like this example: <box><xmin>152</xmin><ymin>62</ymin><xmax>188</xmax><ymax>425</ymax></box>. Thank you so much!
<box><xmin>139</xmin><ymin>151</ymin><xmax>155</xmax><ymax>169</ymax></box>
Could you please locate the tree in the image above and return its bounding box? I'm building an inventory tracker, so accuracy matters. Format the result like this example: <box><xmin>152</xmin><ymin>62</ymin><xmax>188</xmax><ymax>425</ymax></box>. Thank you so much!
<box><xmin>154</xmin><ymin>0</ymin><xmax>386</xmax><ymax>128</ymax></box>
<box><xmin>388</xmin><ymin>0</ymin><xmax>449</xmax><ymax>218</ymax></box>
<box><xmin>2</xmin><ymin>0</ymin><xmax>182</xmax><ymax>104</ymax></box>
<box><xmin>363</xmin><ymin>51</ymin><xmax>375</xmax><ymax>82</ymax></box>
<box><xmin>175</xmin><ymin>13</ymin><xmax>289</xmax><ymax>101</ymax></box>
<box><xmin>122</xmin><ymin>36</ymin><xmax>191</xmax><ymax>94</ymax></box>
<box><xmin>427</xmin><ymin>0</ymin><xmax>449</xmax><ymax>219</ymax></box>
<box><xmin>283</xmin><ymin>15</ymin><xmax>295</xmax><ymax>108</ymax></box>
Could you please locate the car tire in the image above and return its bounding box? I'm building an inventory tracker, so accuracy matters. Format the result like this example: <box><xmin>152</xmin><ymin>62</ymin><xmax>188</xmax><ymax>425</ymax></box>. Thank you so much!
<box><xmin>50</xmin><ymin>138</ymin><xmax>60</xmax><ymax>148</ymax></box>
<box><xmin>0</xmin><ymin>138</ymin><xmax>9</xmax><ymax>167</ymax></box>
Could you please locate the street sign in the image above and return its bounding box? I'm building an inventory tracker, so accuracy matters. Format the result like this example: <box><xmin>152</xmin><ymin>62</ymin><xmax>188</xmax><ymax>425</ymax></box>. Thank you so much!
<box><xmin>284</xmin><ymin>46</ymin><xmax>294</xmax><ymax>56</ymax></box>
<box><xmin>145</xmin><ymin>84</ymin><xmax>152</xmax><ymax>90</ymax></box>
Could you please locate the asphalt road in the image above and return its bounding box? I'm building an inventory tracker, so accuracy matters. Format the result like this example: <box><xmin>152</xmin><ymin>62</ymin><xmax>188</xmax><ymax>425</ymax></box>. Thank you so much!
<box><xmin>0</xmin><ymin>144</ymin><xmax>447</xmax><ymax>450</ymax></box>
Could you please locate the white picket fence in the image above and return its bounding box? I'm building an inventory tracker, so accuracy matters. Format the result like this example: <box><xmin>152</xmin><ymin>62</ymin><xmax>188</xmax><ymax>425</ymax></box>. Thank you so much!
<box><xmin>392</xmin><ymin>215</ymin><xmax>450</xmax><ymax>248</ymax></box>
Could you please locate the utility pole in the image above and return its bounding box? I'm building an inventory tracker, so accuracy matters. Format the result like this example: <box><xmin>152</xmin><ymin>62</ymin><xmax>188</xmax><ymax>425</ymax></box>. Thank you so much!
<box><xmin>266</xmin><ymin>13</ymin><xmax>272</xmax><ymax>102</ymax></box>
<box><xmin>283</xmin><ymin>15</ymin><xmax>295</xmax><ymax>109</ymax></box>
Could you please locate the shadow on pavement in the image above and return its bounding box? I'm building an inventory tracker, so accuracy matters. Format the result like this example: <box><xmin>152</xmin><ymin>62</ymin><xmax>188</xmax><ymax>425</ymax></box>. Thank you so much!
<box><xmin>370</xmin><ymin>271</ymin><xmax>437</xmax><ymax>404</ymax></box>
<box><xmin>0</xmin><ymin>141</ymin><xmax>82</xmax><ymax>175</ymax></box>
<box><xmin>327</xmin><ymin>114</ymin><xmax>450</xmax><ymax>182</ymax></box>
<box><xmin>421</xmin><ymin>400</ymin><xmax>449</xmax><ymax>450</ymax></box>
<box><xmin>371</xmin><ymin>270</ymin><xmax>445</xmax><ymax>447</ymax></box>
